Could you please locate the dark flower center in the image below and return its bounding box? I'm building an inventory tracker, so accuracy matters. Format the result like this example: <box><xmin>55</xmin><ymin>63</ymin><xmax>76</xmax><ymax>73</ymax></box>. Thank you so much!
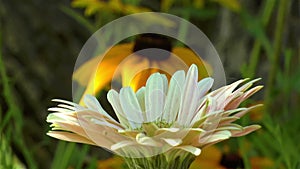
<box><xmin>220</xmin><ymin>153</ymin><xmax>245</xmax><ymax>169</ymax></box>
<box><xmin>133</xmin><ymin>33</ymin><xmax>172</xmax><ymax>61</ymax></box>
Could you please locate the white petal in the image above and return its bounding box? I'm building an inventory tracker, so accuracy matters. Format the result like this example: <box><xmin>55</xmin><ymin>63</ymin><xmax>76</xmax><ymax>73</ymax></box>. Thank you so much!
<box><xmin>90</xmin><ymin>118</ymin><xmax>123</xmax><ymax>130</ymax></box>
<box><xmin>111</xmin><ymin>140</ymin><xmax>136</xmax><ymax>151</ymax></box>
<box><xmin>48</xmin><ymin>107</ymin><xmax>74</xmax><ymax>113</ymax></box>
<box><xmin>119</xmin><ymin>87</ymin><xmax>144</xmax><ymax>129</ymax></box>
<box><xmin>161</xmin><ymin>74</ymin><xmax>168</xmax><ymax>95</ymax></box>
<box><xmin>47</xmin><ymin>131</ymin><xmax>95</xmax><ymax>145</ymax></box>
<box><xmin>200</xmin><ymin>130</ymin><xmax>231</xmax><ymax>144</ymax></box>
<box><xmin>197</xmin><ymin>77</ymin><xmax>214</xmax><ymax>98</ymax></box>
<box><xmin>84</xmin><ymin>95</ymin><xmax>116</xmax><ymax>122</ymax></box>
<box><xmin>107</xmin><ymin>90</ymin><xmax>130</xmax><ymax>128</ymax></box>
<box><xmin>156</xmin><ymin>127</ymin><xmax>180</xmax><ymax>133</ymax></box>
<box><xmin>136</xmin><ymin>133</ymin><xmax>162</xmax><ymax>147</ymax></box>
<box><xmin>51</xmin><ymin>99</ymin><xmax>79</xmax><ymax>107</ymax></box>
<box><xmin>47</xmin><ymin>113</ymin><xmax>77</xmax><ymax>124</ymax></box>
<box><xmin>177</xmin><ymin>145</ymin><xmax>201</xmax><ymax>156</ymax></box>
<box><xmin>231</xmin><ymin>125</ymin><xmax>261</xmax><ymax>137</ymax></box>
<box><xmin>136</xmin><ymin>87</ymin><xmax>146</xmax><ymax>113</ymax></box>
<box><xmin>178</xmin><ymin>64</ymin><xmax>201</xmax><ymax>126</ymax></box>
<box><xmin>190</xmin><ymin>98</ymin><xmax>208</xmax><ymax>126</ymax></box>
<box><xmin>162</xmin><ymin>70</ymin><xmax>185</xmax><ymax>123</ymax></box>
<box><xmin>235</xmin><ymin>78</ymin><xmax>261</xmax><ymax>93</ymax></box>
<box><xmin>145</xmin><ymin>73</ymin><xmax>166</xmax><ymax>122</ymax></box>
<box><xmin>57</xmin><ymin>104</ymin><xmax>76</xmax><ymax>111</ymax></box>
<box><xmin>77</xmin><ymin>112</ymin><xmax>127</xmax><ymax>149</ymax></box>
<box><xmin>162</xmin><ymin>138</ymin><xmax>182</xmax><ymax>146</ymax></box>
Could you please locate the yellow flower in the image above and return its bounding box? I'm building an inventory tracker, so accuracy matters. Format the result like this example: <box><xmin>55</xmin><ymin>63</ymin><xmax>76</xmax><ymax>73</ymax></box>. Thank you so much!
<box><xmin>73</xmin><ymin>34</ymin><xmax>211</xmax><ymax>104</ymax></box>
<box><xmin>97</xmin><ymin>156</ymin><xmax>124</xmax><ymax>169</ymax></box>
<box><xmin>190</xmin><ymin>146</ymin><xmax>225</xmax><ymax>169</ymax></box>
<box><xmin>72</xmin><ymin>0</ymin><xmax>150</xmax><ymax>16</ymax></box>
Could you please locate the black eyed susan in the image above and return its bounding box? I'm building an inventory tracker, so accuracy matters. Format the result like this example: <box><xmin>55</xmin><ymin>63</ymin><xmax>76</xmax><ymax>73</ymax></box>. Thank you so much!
<box><xmin>47</xmin><ymin>64</ymin><xmax>262</xmax><ymax>169</ymax></box>
<box><xmin>73</xmin><ymin>34</ymin><xmax>211</xmax><ymax>104</ymax></box>
<box><xmin>190</xmin><ymin>145</ymin><xmax>274</xmax><ymax>169</ymax></box>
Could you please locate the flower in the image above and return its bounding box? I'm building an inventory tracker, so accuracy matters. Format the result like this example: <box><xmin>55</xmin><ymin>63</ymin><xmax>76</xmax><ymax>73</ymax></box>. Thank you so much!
<box><xmin>72</xmin><ymin>0</ymin><xmax>150</xmax><ymax>16</ymax></box>
<box><xmin>47</xmin><ymin>64</ymin><xmax>262</xmax><ymax>169</ymax></box>
<box><xmin>73</xmin><ymin>34</ymin><xmax>210</xmax><ymax>104</ymax></box>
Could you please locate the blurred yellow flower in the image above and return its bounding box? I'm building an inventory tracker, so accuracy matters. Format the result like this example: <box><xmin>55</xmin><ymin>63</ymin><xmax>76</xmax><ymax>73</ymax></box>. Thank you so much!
<box><xmin>190</xmin><ymin>145</ymin><xmax>274</xmax><ymax>169</ymax></box>
<box><xmin>73</xmin><ymin>34</ymin><xmax>211</xmax><ymax>104</ymax></box>
<box><xmin>97</xmin><ymin>156</ymin><xmax>124</xmax><ymax>169</ymax></box>
<box><xmin>190</xmin><ymin>146</ymin><xmax>225</xmax><ymax>169</ymax></box>
<box><xmin>72</xmin><ymin>0</ymin><xmax>150</xmax><ymax>16</ymax></box>
<box><xmin>160</xmin><ymin>0</ymin><xmax>241</xmax><ymax>12</ymax></box>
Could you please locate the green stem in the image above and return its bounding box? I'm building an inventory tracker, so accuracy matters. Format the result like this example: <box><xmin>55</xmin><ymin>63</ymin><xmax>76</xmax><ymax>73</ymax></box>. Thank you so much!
<box><xmin>264</xmin><ymin>0</ymin><xmax>290</xmax><ymax>111</ymax></box>
<box><xmin>123</xmin><ymin>152</ymin><xmax>195</xmax><ymax>169</ymax></box>
<box><xmin>51</xmin><ymin>141</ymin><xmax>75</xmax><ymax>169</ymax></box>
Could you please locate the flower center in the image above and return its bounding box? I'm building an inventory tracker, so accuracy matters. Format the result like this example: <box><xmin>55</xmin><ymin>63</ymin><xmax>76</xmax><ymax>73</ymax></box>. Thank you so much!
<box><xmin>133</xmin><ymin>33</ymin><xmax>172</xmax><ymax>61</ymax></box>
<box><xmin>155</xmin><ymin>120</ymin><xmax>173</xmax><ymax>128</ymax></box>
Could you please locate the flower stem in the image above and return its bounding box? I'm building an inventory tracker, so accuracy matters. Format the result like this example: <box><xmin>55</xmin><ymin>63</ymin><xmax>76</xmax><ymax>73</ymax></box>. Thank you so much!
<box><xmin>123</xmin><ymin>152</ymin><xmax>195</xmax><ymax>169</ymax></box>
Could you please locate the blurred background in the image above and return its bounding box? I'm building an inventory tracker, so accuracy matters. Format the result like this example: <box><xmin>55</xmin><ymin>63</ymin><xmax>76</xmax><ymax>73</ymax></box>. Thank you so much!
<box><xmin>0</xmin><ymin>0</ymin><xmax>299</xmax><ymax>168</ymax></box>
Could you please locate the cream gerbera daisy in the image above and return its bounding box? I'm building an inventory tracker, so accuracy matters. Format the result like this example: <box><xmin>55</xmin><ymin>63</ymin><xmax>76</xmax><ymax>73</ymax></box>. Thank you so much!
<box><xmin>47</xmin><ymin>64</ymin><xmax>262</xmax><ymax>169</ymax></box>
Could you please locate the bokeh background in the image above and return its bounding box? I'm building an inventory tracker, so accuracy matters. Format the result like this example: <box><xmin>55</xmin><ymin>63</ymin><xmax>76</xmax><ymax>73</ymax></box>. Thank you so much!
<box><xmin>0</xmin><ymin>0</ymin><xmax>299</xmax><ymax>168</ymax></box>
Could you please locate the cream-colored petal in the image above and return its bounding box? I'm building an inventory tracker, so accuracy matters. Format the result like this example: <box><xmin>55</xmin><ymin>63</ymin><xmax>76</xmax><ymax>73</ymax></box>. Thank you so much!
<box><xmin>47</xmin><ymin>131</ymin><xmax>95</xmax><ymax>145</ymax></box>
<box><xmin>50</xmin><ymin>121</ymin><xmax>88</xmax><ymax>138</ymax></box>
<box><xmin>145</xmin><ymin>73</ymin><xmax>166</xmax><ymax>122</ymax></box>
<box><xmin>111</xmin><ymin>140</ymin><xmax>136</xmax><ymax>151</ymax></box>
<box><xmin>119</xmin><ymin>87</ymin><xmax>143</xmax><ymax>128</ymax></box>
<box><xmin>47</xmin><ymin>112</ymin><xmax>78</xmax><ymax>124</ymax></box>
<box><xmin>162</xmin><ymin>138</ymin><xmax>182</xmax><ymax>146</ymax></box>
<box><xmin>83</xmin><ymin>95</ymin><xmax>117</xmax><ymax>122</ymax></box>
<box><xmin>136</xmin><ymin>87</ymin><xmax>146</xmax><ymax>113</ymax></box>
<box><xmin>142</xmin><ymin>122</ymin><xmax>159</xmax><ymax>137</ymax></box>
<box><xmin>57</xmin><ymin>104</ymin><xmax>76</xmax><ymax>111</ymax></box>
<box><xmin>136</xmin><ymin>133</ymin><xmax>162</xmax><ymax>147</ymax></box>
<box><xmin>178</xmin><ymin>64</ymin><xmax>201</xmax><ymax>126</ymax></box>
<box><xmin>162</xmin><ymin>70</ymin><xmax>185</xmax><ymax>123</ymax></box>
<box><xmin>197</xmin><ymin>77</ymin><xmax>214</xmax><ymax>98</ymax></box>
<box><xmin>107</xmin><ymin>89</ymin><xmax>130</xmax><ymax>128</ymax></box>
<box><xmin>76</xmin><ymin>111</ymin><xmax>129</xmax><ymax>149</ymax></box>
<box><xmin>231</xmin><ymin>125</ymin><xmax>261</xmax><ymax>137</ymax></box>
<box><xmin>199</xmin><ymin>130</ymin><xmax>231</xmax><ymax>145</ymax></box>
<box><xmin>51</xmin><ymin>98</ymin><xmax>80</xmax><ymax>107</ymax></box>
<box><xmin>234</xmin><ymin>104</ymin><xmax>263</xmax><ymax>118</ymax></box>
<box><xmin>176</xmin><ymin>145</ymin><xmax>201</xmax><ymax>156</ymax></box>
<box><xmin>225</xmin><ymin>86</ymin><xmax>263</xmax><ymax>110</ymax></box>
<box><xmin>48</xmin><ymin>107</ymin><xmax>74</xmax><ymax>113</ymax></box>
<box><xmin>216</xmin><ymin>123</ymin><xmax>243</xmax><ymax>131</ymax></box>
